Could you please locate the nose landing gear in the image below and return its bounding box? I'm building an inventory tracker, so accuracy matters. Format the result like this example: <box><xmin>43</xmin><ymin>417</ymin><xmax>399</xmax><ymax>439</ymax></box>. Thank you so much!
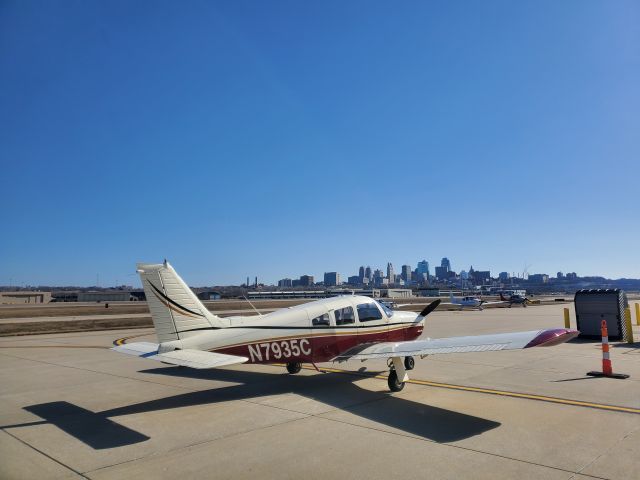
<box><xmin>286</xmin><ymin>362</ymin><xmax>302</xmax><ymax>374</ymax></box>
<box><xmin>387</xmin><ymin>369</ymin><xmax>405</xmax><ymax>392</ymax></box>
<box><xmin>387</xmin><ymin>356</ymin><xmax>412</xmax><ymax>392</ymax></box>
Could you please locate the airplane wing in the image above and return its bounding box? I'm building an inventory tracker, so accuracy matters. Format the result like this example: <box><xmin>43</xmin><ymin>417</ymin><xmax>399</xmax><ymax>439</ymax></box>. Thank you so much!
<box><xmin>333</xmin><ymin>328</ymin><xmax>578</xmax><ymax>362</ymax></box>
<box><xmin>112</xmin><ymin>342</ymin><xmax>248</xmax><ymax>369</ymax></box>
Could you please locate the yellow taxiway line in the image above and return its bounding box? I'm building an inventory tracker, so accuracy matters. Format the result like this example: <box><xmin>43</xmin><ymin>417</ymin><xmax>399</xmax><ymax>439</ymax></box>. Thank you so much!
<box><xmin>300</xmin><ymin>365</ymin><xmax>640</xmax><ymax>415</ymax></box>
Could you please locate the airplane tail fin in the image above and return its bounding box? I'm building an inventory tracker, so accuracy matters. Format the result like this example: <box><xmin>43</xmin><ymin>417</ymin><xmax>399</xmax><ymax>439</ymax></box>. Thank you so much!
<box><xmin>137</xmin><ymin>261</ymin><xmax>228</xmax><ymax>343</ymax></box>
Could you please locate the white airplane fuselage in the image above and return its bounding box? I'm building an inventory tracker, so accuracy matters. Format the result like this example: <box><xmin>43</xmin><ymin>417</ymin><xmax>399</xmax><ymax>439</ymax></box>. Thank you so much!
<box><xmin>450</xmin><ymin>295</ymin><xmax>484</xmax><ymax>309</ymax></box>
<box><xmin>162</xmin><ymin>295</ymin><xmax>424</xmax><ymax>364</ymax></box>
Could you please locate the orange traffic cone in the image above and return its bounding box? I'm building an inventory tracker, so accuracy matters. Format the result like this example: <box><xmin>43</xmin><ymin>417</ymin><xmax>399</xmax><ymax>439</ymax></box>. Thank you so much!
<box><xmin>587</xmin><ymin>320</ymin><xmax>629</xmax><ymax>379</ymax></box>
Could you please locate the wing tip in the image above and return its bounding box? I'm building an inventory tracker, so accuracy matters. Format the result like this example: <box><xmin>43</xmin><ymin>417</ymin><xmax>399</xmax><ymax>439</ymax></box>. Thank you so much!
<box><xmin>524</xmin><ymin>329</ymin><xmax>579</xmax><ymax>348</ymax></box>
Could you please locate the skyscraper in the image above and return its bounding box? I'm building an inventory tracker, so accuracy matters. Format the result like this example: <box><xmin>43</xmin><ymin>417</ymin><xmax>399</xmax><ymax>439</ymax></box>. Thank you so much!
<box><xmin>441</xmin><ymin>257</ymin><xmax>451</xmax><ymax>272</ymax></box>
<box><xmin>358</xmin><ymin>266</ymin><xmax>365</xmax><ymax>281</ymax></box>
<box><xmin>387</xmin><ymin>262</ymin><xmax>395</xmax><ymax>283</ymax></box>
<box><xmin>401</xmin><ymin>265</ymin><xmax>412</xmax><ymax>283</ymax></box>
<box><xmin>299</xmin><ymin>275</ymin><xmax>314</xmax><ymax>286</ymax></box>
<box><xmin>324</xmin><ymin>272</ymin><xmax>341</xmax><ymax>286</ymax></box>
<box><xmin>365</xmin><ymin>266</ymin><xmax>372</xmax><ymax>281</ymax></box>
<box><xmin>416</xmin><ymin>260</ymin><xmax>430</xmax><ymax>278</ymax></box>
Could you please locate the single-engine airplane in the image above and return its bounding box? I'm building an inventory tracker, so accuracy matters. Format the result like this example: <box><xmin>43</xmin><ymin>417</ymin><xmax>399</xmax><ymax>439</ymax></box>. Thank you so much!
<box><xmin>443</xmin><ymin>292</ymin><xmax>504</xmax><ymax>311</ymax></box>
<box><xmin>500</xmin><ymin>292</ymin><xmax>531</xmax><ymax>307</ymax></box>
<box><xmin>112</xmin><ymin>262</ymin><xmax>578</xmax><ymax>392</ymax></box>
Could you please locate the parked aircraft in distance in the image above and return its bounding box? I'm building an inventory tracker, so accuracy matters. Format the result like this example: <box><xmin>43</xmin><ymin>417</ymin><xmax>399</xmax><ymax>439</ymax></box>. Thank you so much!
<box><xmin>500</xmin><ymin>292</ymin><xmax>531</xmax><ymax>307</ymax></box>
<box><xmin>112</xmin><ymin>261</ymin><xmax>579</xmax><ymax>392</ymax></box>
<box><xmin>444</xmin><ymin>292</ymin><xmax>504</xmax><ymax>311</ymax></box>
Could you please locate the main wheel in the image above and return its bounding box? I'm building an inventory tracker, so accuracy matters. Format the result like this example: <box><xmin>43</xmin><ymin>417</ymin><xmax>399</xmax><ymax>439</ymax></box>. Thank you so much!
<box><xmin>387</xmin><ymin>369</ymin><xmax>405</xmax><ymax>392</ymax></box>
<box><xmin>286</xmin><ymin>362</ymin><xmax>302</xmax><ymax>374</ymax></box>
<box><xmin>404</xmin><ymin>356</ymin><xmax>415</xmax><ymax>371</ymax></box>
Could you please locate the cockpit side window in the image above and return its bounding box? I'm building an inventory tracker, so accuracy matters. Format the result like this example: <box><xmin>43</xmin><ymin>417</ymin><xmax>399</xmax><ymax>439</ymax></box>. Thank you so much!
<box><xmin>357</xmin><ymin>303</ymin><xmax>383</xmax><ymax>322</ymax></box>
<box><xmin>334</xmin><ymin>306</ymin><xmax>355</xmax><ymax>325</ymax></box>
<box><xmin>312</xmin><ymin>313</ymin><xmax>330</xmax><ymax>327</ymax></box>
<box><xmin>375</xmin><ymin>300</ymin><xmax>394</xmax><ymax>318</ymax></box>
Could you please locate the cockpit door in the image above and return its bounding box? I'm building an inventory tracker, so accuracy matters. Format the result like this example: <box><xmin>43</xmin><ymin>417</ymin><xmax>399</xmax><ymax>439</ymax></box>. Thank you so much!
<box><xmin>355</xmin><ymin>301</ymin><xmax>389</xmax><ymax>344</ymax></box>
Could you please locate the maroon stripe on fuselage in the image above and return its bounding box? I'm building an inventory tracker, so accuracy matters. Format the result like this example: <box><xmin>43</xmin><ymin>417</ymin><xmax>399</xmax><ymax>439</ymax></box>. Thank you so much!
<box><xmin>213</xmin><ymin>324</ymin><xmax>423</xmax><ymax>364</ymax></box>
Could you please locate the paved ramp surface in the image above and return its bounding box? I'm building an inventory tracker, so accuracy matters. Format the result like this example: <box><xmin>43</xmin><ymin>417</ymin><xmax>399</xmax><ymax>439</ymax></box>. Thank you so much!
<box><xmin>1</xmin><ymin>304</ymin><xmax>639</xmax><ymax>479</ymax></box>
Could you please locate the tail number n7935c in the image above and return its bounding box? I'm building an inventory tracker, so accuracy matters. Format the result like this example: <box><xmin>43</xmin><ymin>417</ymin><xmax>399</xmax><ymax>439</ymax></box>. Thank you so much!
<box><xmin>247</xmin><ymin>339</ymin><xmax>311</xmax><ymax>362</ymax></box>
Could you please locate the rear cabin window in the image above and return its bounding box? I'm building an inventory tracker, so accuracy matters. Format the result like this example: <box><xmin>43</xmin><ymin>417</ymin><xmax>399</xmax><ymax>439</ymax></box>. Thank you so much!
<box><xmin>312</xmin><ymin>313</ymin><xmax>330</xmax><ymax>326</ymax></box>
<box><xmin>334</xmin><ymin>306</ymin><xmax>355</xmax><ymax>325</ymax></box>
<box><xmin>357</xmin><ymin>303</ymin><xmax>383</xmax><ymax>322</ymax></box>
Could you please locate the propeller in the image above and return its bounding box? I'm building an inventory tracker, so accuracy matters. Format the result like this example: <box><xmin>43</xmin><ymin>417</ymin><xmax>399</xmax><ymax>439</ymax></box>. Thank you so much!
<box><xmin>418</xmin><ymin>299</ymin><xmax>441</xmax><ymax>317</ymax></box>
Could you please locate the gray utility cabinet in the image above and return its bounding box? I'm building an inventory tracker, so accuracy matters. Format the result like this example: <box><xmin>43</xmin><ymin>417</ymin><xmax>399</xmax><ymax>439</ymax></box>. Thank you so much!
<box><xmin>574</xmin><ymin>289</ymin><xmax>629</xmax><ymax>341</ymax></box>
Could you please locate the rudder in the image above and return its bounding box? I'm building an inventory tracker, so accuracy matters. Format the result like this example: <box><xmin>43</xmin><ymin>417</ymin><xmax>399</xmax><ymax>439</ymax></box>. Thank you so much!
<box><xmin>137</xmin><ymin>261</ymin><xmax>227</xmax><ymax>343</ymax></box>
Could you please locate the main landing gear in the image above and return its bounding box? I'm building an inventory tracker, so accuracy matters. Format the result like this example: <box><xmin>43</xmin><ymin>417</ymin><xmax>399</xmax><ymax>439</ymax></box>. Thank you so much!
<box><xmin>387</xmin><ymin>356</ymin><xmax>414</xmax><ymax>392</ymax></box>
<box><xmin>404</xmin><ymin>355</ymin><xmax>415</xmax><ymax>371</ymax></box>
<box><xmin>286</xmin><ymin>362</ymin><xmax>302</xmax><ymax>374</ymax></box>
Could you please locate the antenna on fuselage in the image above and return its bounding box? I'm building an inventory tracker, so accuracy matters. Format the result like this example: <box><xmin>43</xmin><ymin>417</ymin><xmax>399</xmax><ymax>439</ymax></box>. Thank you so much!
<box><xmin>243</xmin><ymin>295</ymin><xmax>263</xmax><ymax>316</ymax></box>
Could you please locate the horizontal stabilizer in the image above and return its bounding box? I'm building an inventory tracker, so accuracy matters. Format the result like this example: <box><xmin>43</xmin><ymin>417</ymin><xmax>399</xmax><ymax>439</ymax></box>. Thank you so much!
<box><xmin>112</xmin><ymin>342</ymin><xmax>248</xmax><ymax>369</ymax></box>
<box><xmin>112</xmin><ymin>342</ymin><xmax>159</xmax><ymax>356</ymax></box>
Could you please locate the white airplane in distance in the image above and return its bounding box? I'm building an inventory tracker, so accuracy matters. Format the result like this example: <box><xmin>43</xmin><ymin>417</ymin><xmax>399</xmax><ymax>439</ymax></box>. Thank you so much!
<box><xmin>112</xmin><ymin>261</ymin><xmax>578</xmax><ymax>392</ymax></box>
<box><xmin>444</xmin><ymin>292</ymin><xmax>504</xmax><ymax>311</ymax></box>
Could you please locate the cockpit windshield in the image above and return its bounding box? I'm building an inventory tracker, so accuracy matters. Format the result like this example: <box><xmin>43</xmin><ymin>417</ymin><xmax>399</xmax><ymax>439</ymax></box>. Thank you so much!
<box><xmin>375</xmin><ymin>300</ymin><xmax>394</xmax><ymax>318</ymax></box>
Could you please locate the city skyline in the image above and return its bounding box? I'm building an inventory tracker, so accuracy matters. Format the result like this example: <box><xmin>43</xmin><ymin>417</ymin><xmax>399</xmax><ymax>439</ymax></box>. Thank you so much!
<box><xmin>1</xmin><ymin>2</ymin><xmax>638</xmax><ymax>286</ymax></box>
<box><xmin>2</xmin><ymin>253</ymin><xmax>636</xmax><ymax>289</ymax></box>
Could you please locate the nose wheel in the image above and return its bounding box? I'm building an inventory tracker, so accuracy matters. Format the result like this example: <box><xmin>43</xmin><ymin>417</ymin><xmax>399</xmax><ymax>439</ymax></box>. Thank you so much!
<box><xmin>286</xmin><ymin>362</ymin><xmax>302</xmax><ymax>374</ymax></box>
<box><xmin>387</xmin><ymin>356</ymin><xmax>413</xmax><ymax>392</ymax></box>
<box><xmin>387</xmin><ymin>369</ymin><xmax>405</xmax><ymax>392</ymax></box>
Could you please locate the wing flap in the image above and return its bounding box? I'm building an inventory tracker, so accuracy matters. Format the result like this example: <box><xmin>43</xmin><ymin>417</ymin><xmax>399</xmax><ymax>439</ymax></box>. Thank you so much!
<box><xmin>334</xmin><ymin>329</ymin><xmax>578</xmax><ymax>361</ymax></box>
<box><xmin>111</xmin><ymin>342</ymin><xmax>248</xmax><ymax>369</ymax></box>
<box><xmin>154</xmin><ymin>349</ymin><xmax>248</xmax><ymax>369</ymax></box>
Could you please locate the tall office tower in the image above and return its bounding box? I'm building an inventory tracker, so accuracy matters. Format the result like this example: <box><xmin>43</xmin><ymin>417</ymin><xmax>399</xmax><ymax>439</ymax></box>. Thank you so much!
<box><xmin>358</xmin><ymin>266</ymin><xmax>365</xmax><ymax>281</ymax></box>
<box><xmin>387</xmin><ymin>262</ymin><xmax>395</xmax><ymax>283</ymax></box>
<box><xmin>416</xmin><ymin>260</ymin><xmax>430</xmax><ymax>278</ymax></box>
<box><xmin>323</xmin><ymin>272</ymin><xmax>341</xmax><ymax>286</ymax></box>
<box><xmin>373</xmin><ymin>269</ymin><xmax>384</xmax><ymax>286</ymax></box>
<box><xmin>365</xmin><ymin>266</ymin><xmax>372</xmax><ymax>281</ymax></box>
<box><xmin>441</xmin><ymin>257</ymin><xmax>451</xmax><ymax>272</ymax></box>
<box><xmin>401</xmin><ymin>265</ymin><xmax>411</xmax><ymax>282</ymax></box>
<box><xmin>299</xmin><ymin>275</ymin><xmax>314</xmax><ymax>286</ymax></box>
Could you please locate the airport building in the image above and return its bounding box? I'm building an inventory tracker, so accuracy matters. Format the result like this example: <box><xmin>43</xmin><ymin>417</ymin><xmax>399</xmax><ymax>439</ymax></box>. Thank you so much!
<box><xmin>196</xmin><ymin>291</ymin><xmax>222</xmax><ymax>301</ymax></box>
<box><xmin>0</xmin><ymin>291</ymin><xmax>52</xmax><ymax>304</ymax></box>
<box><xmin>76</xmin><ymin>291</ymin><xmax>136</xmax><ymax>302</ymax></box>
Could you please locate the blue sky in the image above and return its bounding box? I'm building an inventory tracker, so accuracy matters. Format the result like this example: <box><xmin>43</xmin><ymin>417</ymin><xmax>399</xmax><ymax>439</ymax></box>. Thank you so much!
<box><xmin>1</xmin><ymin>1</ymin><xmax>638</xmax><ymax>286</ymax></box>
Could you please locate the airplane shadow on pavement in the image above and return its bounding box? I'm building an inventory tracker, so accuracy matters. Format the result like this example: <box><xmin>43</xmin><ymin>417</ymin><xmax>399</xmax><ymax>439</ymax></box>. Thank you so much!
<box><xmin>15</xmin><ymin>366</ymin><xmax>500</xmax><ymax>449</ymax></box>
